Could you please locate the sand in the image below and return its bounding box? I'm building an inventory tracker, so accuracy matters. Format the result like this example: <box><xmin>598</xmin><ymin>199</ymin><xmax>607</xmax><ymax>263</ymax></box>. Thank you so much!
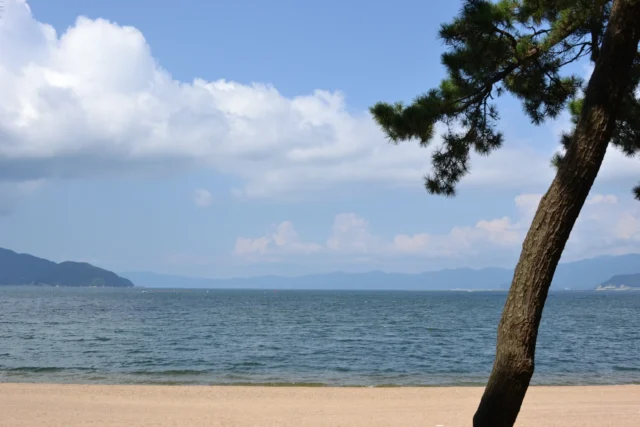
<box><xmin>0</xmin><ymin>384</ymin><xmax>638</xmax><ymax>426</ymax></box>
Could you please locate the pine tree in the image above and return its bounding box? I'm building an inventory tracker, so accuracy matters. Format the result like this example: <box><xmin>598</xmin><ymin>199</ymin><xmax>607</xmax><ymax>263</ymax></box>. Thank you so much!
<box><xmin>370</xmin><ymin>1</ymin><xmax>640</xmax><ymax>426</ymax></box>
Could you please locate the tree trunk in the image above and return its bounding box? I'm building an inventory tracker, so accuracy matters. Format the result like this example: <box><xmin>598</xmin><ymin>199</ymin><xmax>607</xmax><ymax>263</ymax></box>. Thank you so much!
<box><xmin>472</xmin><ymin>1</ymin><xmax>640</xmax><ymax>426</ymax></box>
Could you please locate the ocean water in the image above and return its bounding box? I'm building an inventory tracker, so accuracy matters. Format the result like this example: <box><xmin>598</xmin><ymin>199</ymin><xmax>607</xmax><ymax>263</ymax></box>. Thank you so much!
<box><xmin>0</xmin><ymin>287</ymin><xmax>639</xmax><ymax>386</ymax></box>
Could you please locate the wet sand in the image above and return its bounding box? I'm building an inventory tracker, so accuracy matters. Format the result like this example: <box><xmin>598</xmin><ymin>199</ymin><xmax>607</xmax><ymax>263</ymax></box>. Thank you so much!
<box><xmin>1</xmin><ymin>383</ymin><xmax>638</xmax><ymax>426</ymax></box>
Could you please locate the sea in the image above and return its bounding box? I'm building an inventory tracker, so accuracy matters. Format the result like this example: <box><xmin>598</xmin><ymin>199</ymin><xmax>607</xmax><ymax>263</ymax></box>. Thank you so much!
<box><xmin>1</xmin><ymin>287</ymin><xmax>639</xmax><ymax>387</ymax></box>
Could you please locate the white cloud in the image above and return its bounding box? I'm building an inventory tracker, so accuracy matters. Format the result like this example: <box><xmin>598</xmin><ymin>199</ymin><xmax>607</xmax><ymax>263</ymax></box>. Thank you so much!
<box><xmin>234</xmin><ymin>193</ymin><xmax>640</xmax><ymax>263</ymax></box>
<box><xmin>234</xmin><ymin>214</ymin><xmax>379</xmax><ymax>258</ymax></box>
<box><xmin>0</xmin><ymin>1</ymin><xmax>427</xmax><ymax>198</ymax></box>
<box><xmin>234</xmin><ymin>221</ymin><xmax>322</xmax><ymax>256</ymax></box>
<box><xmin>234</xmin><ymin>236</ymin><xmax>271</xmax><ymax>256</ymax></box>
<box><xmin>399</xmin><ymin>193</ymin><xmax>640</xmax><ymax>260</ymax></box>
<box><xmin>326</xmin><ymin>213</ymin><xmax>379</xmax><ymax>253</ymax></box>
<box><xmin>0</xmin><ymin>0</ymin><xmax>636</xmax><ymax>202</ymax></box>
<box><xmin>392</xmin><ymin>216</ymin><xmax>521</xmax><ymax>258</ymax></box>
<box><xmin>193</xmin><ymin>188</ymin><xmax>213</xmax><ymax>207</ymax></box>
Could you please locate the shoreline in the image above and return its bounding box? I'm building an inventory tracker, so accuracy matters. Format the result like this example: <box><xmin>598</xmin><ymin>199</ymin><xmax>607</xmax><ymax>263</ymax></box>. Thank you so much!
<box><xmin>3</xmin><ymin>369</ymin><xmax>640</xmax><ymax>388</ymax></box>
<box><xmin>2</xmin><ymin>383</ymin><xmax>639</xmax><ymax>426</ymax></box>
<box><xmin>4</xmin><ymin>374</ymin><xmax>640</xmax><ymax>388</ymax></box>
<box><xmin>3</xmin><ymin>379</ymin><xmax>640</xmax><ymax>387</ymax></box>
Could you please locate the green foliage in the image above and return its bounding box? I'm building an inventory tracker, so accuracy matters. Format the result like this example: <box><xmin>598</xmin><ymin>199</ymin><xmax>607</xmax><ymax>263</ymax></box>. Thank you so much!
<box><xmin>0</xmin><ymin>247</ymin><xmax>134</xmax><ymax>287</ymax></box>
<box><xmin>370</xmin><ymin>0</ymin><xmax>638</xmax><ymax>198</ymax></box>
<box><xmin>554</xmin><ymin>57</ymin><xmax>640</xmax><ymax>199</ymax></box>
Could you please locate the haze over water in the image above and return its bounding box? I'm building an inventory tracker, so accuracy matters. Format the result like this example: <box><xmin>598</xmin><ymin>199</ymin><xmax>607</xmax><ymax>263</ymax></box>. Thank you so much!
<box><xmin>1</xmin><ymin>287</ymin><xmax>638</xmax><ymax>386</ymax></box>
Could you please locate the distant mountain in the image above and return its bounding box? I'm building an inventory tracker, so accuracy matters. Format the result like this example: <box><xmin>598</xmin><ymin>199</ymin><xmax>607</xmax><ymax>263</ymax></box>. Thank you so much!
<box><xmin>551</xmin><ymin>254</ymin><xmax>640</xmax><ymax>289</ymax></box>
<box><xmin>0</xmin><ymin>248</ymin><xmax>134</xmax><ymax>287</ymax></box>
<box><xmin>122</xmin><ymin>253</ymin><xmax>640</xmax><ymax>291</ymax></box>
<box><xmin>123</xmin><ymin>268</ymin><xmax>512</xmax><ymax>291</ymax></box>
<box><xmin>596</xmin><ymin>273</ymin><xmax>640</xmax><ymax>290</ymax></box>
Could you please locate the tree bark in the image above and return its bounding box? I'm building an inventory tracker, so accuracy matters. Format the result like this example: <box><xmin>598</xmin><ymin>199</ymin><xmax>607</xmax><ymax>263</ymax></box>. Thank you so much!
<box><xmin>472</xmin><ymin>1</ymin><xmax>640</xmax><ymax>426</ymax></box>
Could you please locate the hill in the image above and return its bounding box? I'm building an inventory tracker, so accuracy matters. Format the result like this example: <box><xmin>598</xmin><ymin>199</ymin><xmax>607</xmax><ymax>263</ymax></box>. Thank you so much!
<box><xmin>597</xmin><ymin>273</ymin><xmax>640</xmax><ymax>290</ymax></box>
<box><xmin>0</xmin><ymin>248</ymin><xmax>134</xmax><ymax>287</ymax></box>
<box><xmin>122</xmin><ymin>253</ymin><xmax>640</xmax><ymax>291</ymax></box>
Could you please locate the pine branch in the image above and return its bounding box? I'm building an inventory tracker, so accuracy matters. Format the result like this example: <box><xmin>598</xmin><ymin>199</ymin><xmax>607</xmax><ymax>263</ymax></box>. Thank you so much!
<box><xmin>370</xmin><ymin>0</ymin><xmax>626</xmax><ymax>196</ymax></box>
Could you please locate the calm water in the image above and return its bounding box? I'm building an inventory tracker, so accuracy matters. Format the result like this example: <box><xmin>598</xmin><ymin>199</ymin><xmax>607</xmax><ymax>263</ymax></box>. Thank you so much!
<box><xmin>1</xmin><ymin>287</ymin><xmax>639</xmax><ymax>386</ymax></box>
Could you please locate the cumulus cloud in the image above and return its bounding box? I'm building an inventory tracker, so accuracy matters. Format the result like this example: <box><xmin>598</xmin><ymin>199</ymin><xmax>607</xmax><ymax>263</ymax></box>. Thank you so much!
<box><xmin>0</xmin><ymin>0</ymin><xmax>426</xmax><ymax>198</ymax></box>
<box><xmin>234</xmin><ymin>193</ymin><xmax>640</xmax><ymax>262</ymax></box>
<box><xmin>0</xmin><ymin>0</ymin><xmax>636</xmax><ymax>202</ymax></box>
<box><xmin>396</xmin><ymin>193</ymin><xmax>640</xmax><ymax>260</ymax></box>
<box><xmin>234</xmin><ymin>214</ymin><xmax>379</xmax><ymax>258</ymax></box>
<box><xmin>326</xmin><ymin>213</ymin><xmax>379</xmax><ymax>253</ymax></box>
<box><xmin>192</xmin><ymin>188</ymin><xmax>213</xmax><ymax>207</ymax></box>
<box><xmin>392</xmin><ymin>216</ymin><xmax>521</xmax><ymax>258</ymax></box>
<box><xmin>234</xmin><ymin>221</ymin><xmax>322</xmax><ymax>256</ymax></box>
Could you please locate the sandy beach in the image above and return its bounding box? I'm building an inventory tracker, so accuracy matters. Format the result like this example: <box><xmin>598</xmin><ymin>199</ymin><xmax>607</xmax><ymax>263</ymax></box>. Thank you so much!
<box><xmin>0</xmin><ymin>384</ymin><xmax>638</xmax><ymax>427</ymax></box>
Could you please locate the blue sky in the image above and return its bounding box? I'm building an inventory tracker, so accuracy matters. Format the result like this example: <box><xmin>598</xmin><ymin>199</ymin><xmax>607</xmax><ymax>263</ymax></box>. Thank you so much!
<box><xmin>0</xmin><ymin>0</ymin><xmax>638</xmax><ymax>278</ymax></box>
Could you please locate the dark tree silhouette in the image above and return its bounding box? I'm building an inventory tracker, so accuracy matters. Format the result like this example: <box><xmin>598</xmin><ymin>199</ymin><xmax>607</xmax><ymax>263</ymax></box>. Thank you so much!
<box><xmin>370</xmin><ymin>1</ymin><xmax>640</xmax><ymax>426</ymax></box>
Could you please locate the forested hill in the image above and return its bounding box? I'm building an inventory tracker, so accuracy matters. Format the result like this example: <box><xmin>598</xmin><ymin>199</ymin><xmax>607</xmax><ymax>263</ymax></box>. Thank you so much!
<box><xmin>0</xmin><ymin>248</ymin><xmax>134</xmax><ymax>287</ymax></box>
<box><xmin>598</xmin><ymin>274</ymin><xmax>640</xmax><ymax>289</ymax></box>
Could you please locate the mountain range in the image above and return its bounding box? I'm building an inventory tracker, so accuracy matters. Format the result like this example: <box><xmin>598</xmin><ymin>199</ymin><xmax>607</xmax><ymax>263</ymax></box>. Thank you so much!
<box><xmin>122</xmin><ymin>253</ymin><xmax>640</xmax><ymax>291</ymax></box>
<box><xmin>0</xmin><ymin>248</ymin><xmax>134</xmax><ymax>287</ymax></box>
<box><xmin>3</xmin><ymin>246</ymin><xmax>638</xmax><ymax>291</ymax></box>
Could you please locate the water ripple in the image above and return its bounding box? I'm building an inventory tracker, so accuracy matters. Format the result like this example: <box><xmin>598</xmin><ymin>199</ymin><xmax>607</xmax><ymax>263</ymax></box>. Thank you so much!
<box><xmin>0</xmin><ymin>288</ymin><xmax>639</xmax><ymax>386</ymax></box>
